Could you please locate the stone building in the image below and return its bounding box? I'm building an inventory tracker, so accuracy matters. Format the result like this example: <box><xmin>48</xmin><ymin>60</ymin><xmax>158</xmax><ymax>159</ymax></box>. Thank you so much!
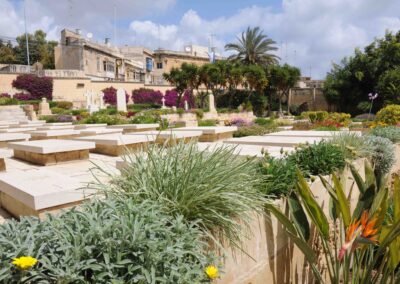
<box><xmin>54</xmin><ymin>29</ymin><xmax>144</xmax><ymax>82</ymax></box>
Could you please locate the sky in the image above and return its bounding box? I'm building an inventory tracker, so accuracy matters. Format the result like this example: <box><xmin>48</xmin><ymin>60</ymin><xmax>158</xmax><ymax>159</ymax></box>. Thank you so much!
<box><xmin>1</xmin><ymin>0</ymin><xmax>400</xmax><ymax>79</ymax></box>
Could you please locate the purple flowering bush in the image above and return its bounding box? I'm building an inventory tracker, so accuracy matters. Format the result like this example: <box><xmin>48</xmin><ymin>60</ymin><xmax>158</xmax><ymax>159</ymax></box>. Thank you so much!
<box><xmin>13</xmin><ymin>92</ymin><xmax>32</xmax><ymax>101</ymax></box>
<box><xmin>164</xmin><ymin>90</ymin><xmax>196</xmax><ymax>108</ymax></box>
<box><xmin>0</xmin><ymin>93</ymin><xmax>10</xmax><ymax>98</ymax></box>
<box><xmin>132</xmin><ymin>88</ymin><xmax>163</xmax><ymax>105</ymax></box>
<box><xmin>12</xmin><ymin>74</ymin><xmax>53</xmax><ymax>100</ymax></box>
<box><xmin>229</xmin><ymin>118</ymin><xmax>253</xmax><ymax>127</ymax></box>
<box><xmin>103</xmin><ymin>87</ymin><xmax>129</xmax><ymax>105</ymax></box>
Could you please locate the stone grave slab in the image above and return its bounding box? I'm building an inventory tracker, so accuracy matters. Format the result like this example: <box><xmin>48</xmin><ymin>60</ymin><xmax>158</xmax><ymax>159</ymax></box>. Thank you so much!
<box><xmin>0</xmin><ymin>168</ymin><xmax>93</xmax><ymax>218</ymax></box>
<box><xmin>74</xmin><ymin>124</ymin><xmax>107</xmax><ymax>130</ymax></box>
<box><xmin>30</xmin><ymin>129</ymin><xmax>80</xmax><ymax>140</ymax></box>
<box><xmin>74</xmin><ymin>134</ymin><xmax>155</xmax><ymax>156</ymax></box>
<box><xmin>8</xmin><ymin>139</ymin><xmax>95</xmax><ymax>166</ymax></box>
<box><xmin>197</xmin><ymin>142</ymin><xmax>293</xmax><ymax>158</ymax></box>
<box><xmin>0</xmin><ymin>127</ymin><xmax>36</xmax><ymax>133</ymax></box>
<box><xmin>0</xmin><ymin>133</ymin><xmax>30</xmax><ymax>148</ymax></box>
<box><xmin>0</xmin><ymin>149</ymin><xmax>12</xmax><ymax>171</ymax></box>
<box><xmin>266</xmin><ymin>130</ymin><xmax>357</xmax><ymax>138</ymax></box>
<box><xmin>128</xmin><ymin>130</ymin><xmax>202</xmax><ymax>145</ymax></box>
<box><xmin>78</xmin><ymin>128</ymin><xmax>123</xmax><ymax>137</ymax></box>
<box><xmin>44</xmin><ymin>122</ymin><xmax>73</xmax><ymax>126</ymax></box>
<box><xmin>37</xmin><ymin>125</ymin><xmax>75</xmax><ymax>130</ymax></box>
<box><xmin>223</xmin><ymin>135</ymin><xmax>323</xmax><ymax>147</ymax></box>
<box><xmin>173</xmin><ymin>126</ymin><xmax>238</xmax><ymax>142</ymax></box>
<box><xmin>107</xmin><ymin>123</ymin><xmax>159</xmax><ymax>133</ymax></box>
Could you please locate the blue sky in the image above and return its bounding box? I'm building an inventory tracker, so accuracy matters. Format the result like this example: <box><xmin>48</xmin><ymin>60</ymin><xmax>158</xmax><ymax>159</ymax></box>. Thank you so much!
<box><xmin>1</xmin><ymin>0</ymin><xmax>400</xmax><ymax>78</ymax></box>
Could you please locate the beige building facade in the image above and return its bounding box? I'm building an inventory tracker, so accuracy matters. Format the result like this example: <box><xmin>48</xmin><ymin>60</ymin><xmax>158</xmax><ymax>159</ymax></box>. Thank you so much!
<box><xmin>54</xmin><ymin>29</ymin><xmax>145</xmax><ymax>82</ymax></box>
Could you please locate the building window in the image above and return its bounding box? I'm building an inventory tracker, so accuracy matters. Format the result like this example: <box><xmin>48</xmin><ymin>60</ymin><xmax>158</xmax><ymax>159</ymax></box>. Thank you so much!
<box><xmin>97</xmin><ymin>57</ymin><xmax>100</xmax><ymax>71</ymax></box>
<box><xmin>103</xmin><ymin>61</ymin><xmax>107</xmax><ymax>71</ymax></box>
<box><xmin>156</xmin><ymin>62</ymin><xmax>163</xmax><ymax>69</ymax></box>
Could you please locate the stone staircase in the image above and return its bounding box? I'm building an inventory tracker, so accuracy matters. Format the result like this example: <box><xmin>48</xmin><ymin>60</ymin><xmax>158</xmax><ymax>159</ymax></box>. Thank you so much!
<box><xmin>0</xmin><ymin>106</ymin><xmax>28</xmax><ymax>122</ymax></box>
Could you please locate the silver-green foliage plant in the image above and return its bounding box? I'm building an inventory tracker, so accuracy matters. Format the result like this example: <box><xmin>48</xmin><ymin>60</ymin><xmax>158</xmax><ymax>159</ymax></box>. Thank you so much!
<box><xmin>0</xmin><ymin>199</ymin><xmax>217</xmax><ymax>283</ymax></box>
<box><xmin>329</xmin><ymin>132</ymin><xmax>373</xmax><ymax>160</ymax></box>
<box><xmin>364</xmin><ymin>135</ymin><xmax>395</xmax><ymax>174</ymax></box>
<box><xmin>369</xmin><ymin>126</ymin><xmax>400</xmax><ymax>143</ymax></box>
<box><xmin>103</xmin><ymin>142</ymin><xmax>266</xmax><ymax>248</ymax></box>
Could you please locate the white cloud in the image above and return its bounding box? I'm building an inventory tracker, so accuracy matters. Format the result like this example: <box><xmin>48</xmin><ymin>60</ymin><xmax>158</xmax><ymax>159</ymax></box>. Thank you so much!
<box><xmin>1</xmin><ymin>0</ymin><xmax>399</xmax><ymax>78</ymax></box>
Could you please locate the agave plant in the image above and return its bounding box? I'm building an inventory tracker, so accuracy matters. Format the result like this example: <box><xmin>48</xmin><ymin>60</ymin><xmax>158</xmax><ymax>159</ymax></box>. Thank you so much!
<box><xmin>266</xmin><ymin>160</ymin><xmax>400</xmax><ymax>283</ymax></box>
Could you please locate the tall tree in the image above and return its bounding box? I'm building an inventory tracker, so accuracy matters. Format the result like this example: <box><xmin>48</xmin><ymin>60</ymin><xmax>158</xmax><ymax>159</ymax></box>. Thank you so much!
<box><xmin>269</xmin><ymin>64</ymin><xmax>301</xmax><ymax>115</ymax></box>
<box><xmin>14</xmin><ymin>30</ymin><xmax>58</xmax><ymax>68</ymax></box>
<box><xmin>225</xmin><ymin>27</ymin><xmax>279</xmax><ymax>66</ymax></box>
<box><xmin>0</xmin><ymin>40</ymin><xmax>16</xmax><ymax>64</ymax></box>
<box><xmin>324</xmin><ymin>31</ymin><xmax>400</xmax><ymax>114</ymax></box>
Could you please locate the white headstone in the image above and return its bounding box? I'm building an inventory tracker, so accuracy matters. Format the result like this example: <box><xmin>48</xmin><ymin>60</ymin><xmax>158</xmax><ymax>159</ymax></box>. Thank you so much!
<box><xmin>161</xmin><ymin>95</ymin><xmax>166</xmax><ymax>109</ymax></box>
<box><xmin>209</xmin><ymin>94</ymin><xmax>217</xmax><ymax>113</ymax></box>
<box><xmin>184</xmin><ymin>100</ymin><xmax>189</xmax><ymax>111</ymax></box>
<box><xmin>99</xmin><ymin>92</ymin><xmax>105</xmax><ymax>109</ymax></box>
<box><xmin>116</xmin><ymin>88</ymin><xmax>127</xmax><ymax>112</ymax></box>
<box><xmin>84</xmin><ymin>90</ymin><xmax>92</xmax><ymax>109</ymax></box>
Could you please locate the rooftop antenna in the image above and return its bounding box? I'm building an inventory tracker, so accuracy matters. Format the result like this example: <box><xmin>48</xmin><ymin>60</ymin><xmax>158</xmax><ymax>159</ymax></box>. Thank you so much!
<box><xmin>68</xmin><ymin>0</ymin><xmax>73</xmax><ymax>28</ymax></box>
<box><xmin>23</xmin><ymin>0</ymin><xmax>30</xmax><ymax>66</ymax></box>
<box><xmin>293</xmin><ymin>49</ymin><xmax>297</xmax><ymax>66</ymax></box>
<box><xmin>157</xmin><ymin>24</ymin><xmax>160</xmax><ymax>49</ymax></box>
<box><xmin>285</xmin><ymin>42</ymin><xmax>288</xmax><ymax>64</ymax></box>
<box><xmin>113</xmin><ymin>4</ymin><xmax>117</xmax><ymax>46</ymax></box>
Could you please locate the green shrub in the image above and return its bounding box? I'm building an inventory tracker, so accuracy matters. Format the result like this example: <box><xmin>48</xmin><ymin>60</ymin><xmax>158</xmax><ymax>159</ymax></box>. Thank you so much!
<box><xmin>38</xmin><ymin>115</ymin><xmax>57</xmax><ymax>123</ymax></box>
<box><xmin>129</xmin><ymin>114</ymin><xmax>158</xmax><ymax>124</ymax></box>
<box><xmin>50</xmin><ymin>107</ymin><xmax>68</xmax><ymax>114</ymax></box>
<box><xmin>233</xmin><ymin>125</ymin><xmax>275</xmax><ymax>137</ymax></box>
<box><xmin>71</xmin><ymin>109</ymin><xmax>88</xmax><ymax>116</ymax></box>
<box><xmin>258</xmin><ymin>154</ymin><xmax>296</xmax><ymax>198</ymax></box>
<box><xmin>102</xmin><ymin>143</ymin><xmax>265</xmax><ymax>248</ymax></box>
<box><xmin>0</xmin><ymin>98</ymin><xmax>18</xmax><ymax>105</ymax></box>
<box><xmin>255</xmin><ymin>117</ymin><xmax>274</xmax><ymax>126</ymax></box>
<box><xmin>316</xmin><ymin>111</ymin><xmax>329</xmax><ymax>122</ymax></box>
<box><xmin>364</xmin><ymin>135</ymin><xmax>395</xmax><ymax>174</ymax></box>
<box><xmin>176</xmin><ymin>108</ymin><xmax>185</xmax><ymax>116</ymax></box>
<box><xmin>198</xmin><ymin>119</ymin><xmax>217</xmax><ymax>127</ymax></box>
<box><xmin>369</xmin><ymin>126</ymin><xmax>400</xmax><ymax>143</ymax></box>
<box><xmin>193</xmin><ymin>109</ymin><xmax>204</xmax><ymax>119</ymax></box>
<box><xmin>375</xmin><ymin>104</ymin><xmax>400</xmax><ymax>125</ymax></box>
<box><xmin>79</xmin><ymin>114</ymin><xmax>126</xmax><ymax>125</ymax></box>
<box><xmin>56</xmin><ymin>101</ymin><xmax>73</xmax><ymax>109</ymax></box>
<box><xmin>287</xmin><ymin>141</ymin><xmax>346</xmax><ymax>177</ymax></box>
<box><xmin>313</xmin><ymin>126</ymin><xmax>340</xmax><ymax>131</ymax></box>
<box><xmin>0</xmin><ymin>199</ymin><xmax>217</xmax><ymax>283</ymax></box>
<box><xmin>329</xmin><ymin>132</ymin><xmax>373</xmax><ymax>160</ymax></box>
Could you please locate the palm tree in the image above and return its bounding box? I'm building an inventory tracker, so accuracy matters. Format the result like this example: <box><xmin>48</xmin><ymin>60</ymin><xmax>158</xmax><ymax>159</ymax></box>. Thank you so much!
<box><xmin>225</xmin><ymin>27</ymin><xmax>279</xmax><ymax>66</ymax></box>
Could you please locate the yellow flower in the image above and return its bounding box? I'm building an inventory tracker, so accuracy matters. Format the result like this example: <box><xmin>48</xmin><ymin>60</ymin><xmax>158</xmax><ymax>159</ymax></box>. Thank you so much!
<box><xmin>205</xmin><ymin>265</ymin><xmax>218</xmax><ymax>280</ymax></box>
<box><xmin>12</xmin><ymin>256</ymin><xmax>38</xmax><ymax>270</ymax></box>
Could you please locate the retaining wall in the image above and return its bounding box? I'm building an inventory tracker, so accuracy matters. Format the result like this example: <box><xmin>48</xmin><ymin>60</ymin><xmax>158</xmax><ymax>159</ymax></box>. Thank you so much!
<box><xmin>217</xmin><ymin>159</ymin><xmax>365</xmax><ymax>284</ymax></box>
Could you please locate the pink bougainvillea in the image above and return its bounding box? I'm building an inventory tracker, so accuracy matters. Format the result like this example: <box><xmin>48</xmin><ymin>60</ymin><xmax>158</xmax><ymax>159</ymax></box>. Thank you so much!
<box><xmin>13</xmin><ymin>92</ymin><xmax>32</xmax><ymax>101</ymax></box>
<box><xmin>12</xmin><ymin>74</ymin><xmax>53</xmax><ymax>100</ymax></box>
<box><xmin>102</xmin><ymin>87</ymin><xmax>129</xmax><ymax>105</ymax></box>
<box><xmin>164</xmin><ymin>90</ymin><xmax>196</xmax><ymax>108</ymax></box>
<box><xmin>0</xmin><ymin>93</ymin><xmax>11</xmax><ymax>98</ymax></box>
<box><xmin>132</xmin><ymin>88</ymin><xmax>163</xmax><ymax>105</ymax></box>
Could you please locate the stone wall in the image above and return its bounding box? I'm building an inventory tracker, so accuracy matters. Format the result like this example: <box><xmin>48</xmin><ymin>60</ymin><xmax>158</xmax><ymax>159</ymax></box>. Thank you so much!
<box><xmin>290</xmin><ymin>87</ymin><xmax>329</xmax><ymax>111</ymax></box>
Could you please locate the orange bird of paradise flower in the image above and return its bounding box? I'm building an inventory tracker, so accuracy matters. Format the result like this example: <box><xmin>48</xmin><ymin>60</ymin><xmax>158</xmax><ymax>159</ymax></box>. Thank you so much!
<box><xmin>338</xmin><ymin>211</ymin><xmax>379</xmax><ymax>261</ymax></box>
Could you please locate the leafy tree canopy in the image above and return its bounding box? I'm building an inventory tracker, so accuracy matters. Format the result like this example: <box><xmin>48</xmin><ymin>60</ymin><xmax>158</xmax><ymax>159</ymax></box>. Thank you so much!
<box><xmin>324</xmin><ymin>31</ymin><xmax>400</xmax><ymax>114</ymax></box>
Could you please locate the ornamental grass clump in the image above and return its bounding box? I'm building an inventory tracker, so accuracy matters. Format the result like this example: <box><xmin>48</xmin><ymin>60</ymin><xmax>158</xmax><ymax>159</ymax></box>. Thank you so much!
<box><xmin>329</xmin><ymin>132</ymin><xmax>373</xmax><ymax>160</ymax></box>
<box><xmin>101</xmin><ymin>142</ymin><xmax>266</xmax><ymax>249</ymax></box>
<box><xmin>0</xmin><ymin>199</ymin><xmax>217</xmax><ymax>283</ymax></box>
<box><xmin>369</xmin><ymin>126</ymin><xmax>400</xmax><ymax>143</ymax></box>
<box><xmin>287</xmin><ymin>141</ymin><xmax>346</xmax><ymax>177</ymax></box>
<box><xmin>364</xmin><ymin>135</ymin><xmax>395</xmax><ymax>175</ymax></box>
